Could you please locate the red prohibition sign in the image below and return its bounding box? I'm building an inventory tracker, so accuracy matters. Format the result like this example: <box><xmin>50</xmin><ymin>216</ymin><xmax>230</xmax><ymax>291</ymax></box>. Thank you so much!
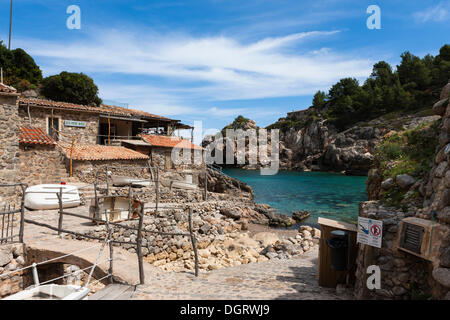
<box><xmin>370</xmin><ymin>225</ymin><xmax>381</xmax><ymax>236</ymax></box>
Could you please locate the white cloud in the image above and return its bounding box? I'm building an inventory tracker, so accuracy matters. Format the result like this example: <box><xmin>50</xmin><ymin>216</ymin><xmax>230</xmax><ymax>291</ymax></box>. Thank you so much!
<box><xmin>414</xmin><ymin>2</ymin><xmax>449</xmax><ymax>23</ymax></box>
<box><xmin>13</xmin><ymin>28</ymin><xmax>374</xmax><ymax>117</ymax></box>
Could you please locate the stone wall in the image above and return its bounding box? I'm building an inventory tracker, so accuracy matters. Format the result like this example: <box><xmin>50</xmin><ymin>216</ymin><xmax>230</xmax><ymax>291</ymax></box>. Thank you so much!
<box><xmin>354</xmin><ymin>202</ymin><xmax>435</xmax><ymax>299</ymax></box>
<box><xmin>66</xmin><ymin>201</ymin><xmax>320</xmax><ymax>273</ymax></box>
<box><xmin>19</xmin><ymin>144</ymin><xmax>69</xmax><ymax>186</ymax></box>
<box><xmin>354</xmin><ymin>82</ymin><xmax>450</xmax><ymax>300</ymax></box>
<box><xmin>0</xmin><ymin>93</ymin><xmax>20</xmax><ymax>203</ymax></box>
<box><xmin>71</xmin><ymin>159</ymin><xmax>151</xmax><ymax>184</ymax></box>
<box><xmin>18</xmin><ymin>106</ymin><xmax>99</xmax><ymax>145</ymax></box>
<box><xmin>0</xmin><ymin>243</ymin><xmax>27</xmax><ymax>298</ymax></box>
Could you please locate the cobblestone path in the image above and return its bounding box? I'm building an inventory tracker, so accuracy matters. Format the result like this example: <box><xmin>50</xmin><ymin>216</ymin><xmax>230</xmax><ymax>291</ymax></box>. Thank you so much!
<box><xmin>133</xmin><ymin>247</ymin><xmax>353</xmax><ymax>300</ymax></box>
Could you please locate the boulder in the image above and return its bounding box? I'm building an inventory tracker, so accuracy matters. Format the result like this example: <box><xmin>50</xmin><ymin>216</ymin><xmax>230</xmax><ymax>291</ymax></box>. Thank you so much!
<box><xmin>381</xmin><ymin>178</ymin><xmax>394</xmax><ymax>190</ymax></box>
<box><xmin>433</xmin><ymin>99</ymin><xmax>449</xmax><ymax>116</ymax></box>
<box><xmin>441</xmin><ymin>81</ymin><xmax>450</xmax><ymax>100</ymax></box>
<box><xmin>0</xmin><ymin>250</ymin><xmax>12</xmax><ymax>267</ymax></box>
<box><xmin>396</xmin><ymin>174</ymin><xmax>416</xmax><ymax>190</ymax></box>
<box><xmin>219</xmin><ymin>208</ymin><xmax>242</xmax><ymax>220</ymax></box>
<box><xmin>440</xmin><ymin>247</ymin><xmax>450</xmax><ymax>268</ymax></box>
<box><xmin>252</xmin><ymin>232</ymin><xmax>279</xmax><ymax>247</ymax></box>
<box><xmin>432</xmin><ymin>267</ymin><xmax>450</xmax><ymax>288</ymax></box>
<box><xmin>292</xmin><ymin>210</ymin><xmax>311</xmax><ymax>222</ymax></box>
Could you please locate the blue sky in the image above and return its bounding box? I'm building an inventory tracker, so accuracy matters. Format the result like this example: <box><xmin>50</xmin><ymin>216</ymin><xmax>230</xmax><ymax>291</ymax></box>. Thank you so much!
<box><xmin>0</xmin><ymin>0</ymin><xmax>449</xmax><ymax>137</ymax></box>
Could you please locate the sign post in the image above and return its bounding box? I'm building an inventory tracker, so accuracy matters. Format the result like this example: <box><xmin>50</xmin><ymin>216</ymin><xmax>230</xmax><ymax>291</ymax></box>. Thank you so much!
<box><xmin>357</xmin><ymin>217</ymin><xmax>383</xmax><ymax>248</ymax></box>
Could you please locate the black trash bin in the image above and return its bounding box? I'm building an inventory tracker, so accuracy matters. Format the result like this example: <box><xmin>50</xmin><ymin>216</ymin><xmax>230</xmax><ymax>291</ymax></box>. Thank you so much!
<box><xmin>326</xmin><ymin>230</ymin><xmax>349</xmax><ymax>271</ymax></box>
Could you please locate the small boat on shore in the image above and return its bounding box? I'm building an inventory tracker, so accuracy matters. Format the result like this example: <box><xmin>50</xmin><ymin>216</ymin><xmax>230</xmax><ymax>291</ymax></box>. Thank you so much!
<box><xmin>111</xmin><ymin>176</ymin><xmax>152</xmax><ymax>188</ymax></box>
<box><xmin>3</xmin><ymin>284</ymin><xmax>90</xmax><ymax>300</ymax></box>
<box><xmin>170</xmin><ymin>180</ymin><xmax>198</xmax><ymax>190</ymax></box>
<box><xmin>24</xmin><ymin>184</ymin><xmax>81</xmax><ymax>210</ymax></box>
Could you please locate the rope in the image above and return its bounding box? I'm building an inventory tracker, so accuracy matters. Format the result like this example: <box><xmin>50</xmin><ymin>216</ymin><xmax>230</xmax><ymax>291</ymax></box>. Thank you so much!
<box><xmin>83</xmin><ymin>239</ymin><xmax>109</xmax><ymax>288</ymax></box>
<box><xmin>0</xmin><ymin>242</ymin><xmax>105</xmax><ymax>278</ymax></box>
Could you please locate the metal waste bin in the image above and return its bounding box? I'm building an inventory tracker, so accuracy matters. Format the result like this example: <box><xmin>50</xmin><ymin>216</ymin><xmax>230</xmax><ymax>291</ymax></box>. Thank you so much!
<box><xmin>326</xmin><ymin>230</ymin><xmax>349</xmax><ymax>271</ymax></box>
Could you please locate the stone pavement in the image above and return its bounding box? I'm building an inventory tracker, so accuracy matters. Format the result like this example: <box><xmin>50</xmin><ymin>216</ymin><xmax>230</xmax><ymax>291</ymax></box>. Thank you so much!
<box><xmin>132</xmin><ymin>247</ymin><xmax>353</xmax><ymax>300</ymax></box>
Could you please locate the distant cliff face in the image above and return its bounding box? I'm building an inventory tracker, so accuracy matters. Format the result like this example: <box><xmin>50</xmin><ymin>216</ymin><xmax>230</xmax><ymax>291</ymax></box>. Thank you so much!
<box><xmin>273</xmin><ymin>105</ymin><xmax>440</xmax><ymax>175</ymax></box>
<box><xmin>203</xmin><ymin>100</ymin><xmax>441</xmax><ymax>175</ymax></box>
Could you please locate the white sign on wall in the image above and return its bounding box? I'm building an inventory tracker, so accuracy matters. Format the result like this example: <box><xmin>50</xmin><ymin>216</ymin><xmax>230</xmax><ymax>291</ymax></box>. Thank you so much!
<box><xmin>357</xmin><ymin>217</ymin><xmax>383</xmax><ymax>248</ymax></box>
<box><xmin>65</xmin><ymin>120</ymin><xmax>86</xmax><ymax>128</ymax></box>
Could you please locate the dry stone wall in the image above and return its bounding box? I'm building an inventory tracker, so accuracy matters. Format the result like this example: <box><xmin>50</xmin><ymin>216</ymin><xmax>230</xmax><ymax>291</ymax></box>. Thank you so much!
<box><xmin>0</xmin><ymin>93</ymin><xmax>20</xmax><ymax>203</ymax></box>
<box><xmin>0</xmin><ymin>243</ymin><xmax>27</xmax><ymax>298</ymax></box>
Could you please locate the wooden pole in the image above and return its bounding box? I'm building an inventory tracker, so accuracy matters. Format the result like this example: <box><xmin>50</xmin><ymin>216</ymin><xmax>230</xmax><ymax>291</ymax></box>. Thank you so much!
<box><xmin>93</xmin><ymin>174</ymin><xmax>99</xmax><ymax>225</ymax></box>
<box><xmin>128</xmin><ymin>185</ymin><xmax>132</xmax><ymax>220</ymax></box>
<box><xmin>19</xmin><ymin>184</ymin><xmax>26</xmax><ymax>243</ymax></box>
<box><xmin>69</xmin><ymin>136</ymin><xmax>75</xmax><ymax>178</ymax></box>
<box><xmin>57</xmin><ymin>188</ymin><xmax>63</xmax><ymax>235</ymax></box>
<box><xmin>104</xmin><ymin>208</ymin><xmax>114</xmax><ymax>284</ymax></box>
<box><xmin>106</xmin><ymin>165</ymin><xmax>109</xmax><ymax>196</ymax></box>
<box><xmin>108</xmin><ymin>114</ymin><xmax>111</xmax><ymax>145</ymax></box>
<box><xmin>155</xmin><ymin>167</ymin><xmax>159</xmax><ymax>214</ymax></box>
<box><xmin>136</xmin><ymin>204</ymin><xmax>145</xmax><ymax>284</ymax></box>
<box><xmin>188</xmin><ymin>208</ymin><xmax>199</xmax><ymax>277</ymax></box>
<box><xmin>8</xmin><ymin>0</ymin><xmax>13</xmax><ymax>50</ymax></box>
<box><xmin>204</xmin><ymin>167</ymin><xmax>208</xmax><ymax>201</ymax></box>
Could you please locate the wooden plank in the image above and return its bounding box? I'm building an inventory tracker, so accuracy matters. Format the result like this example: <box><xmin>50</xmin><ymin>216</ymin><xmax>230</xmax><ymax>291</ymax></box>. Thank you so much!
<box><xmin>318</xmin><ymin>217</ymin><xmax>357</xmax><ymax>232</ymax></box>
<box><xmin>89</xmin><ymin>284</ymin><xmax>121</xmax><ymax>300</ymax></box>
<box><xmin>318</xmin><ymin>218</ymin><xmax>358</xmax><ymax>288</ymax></box>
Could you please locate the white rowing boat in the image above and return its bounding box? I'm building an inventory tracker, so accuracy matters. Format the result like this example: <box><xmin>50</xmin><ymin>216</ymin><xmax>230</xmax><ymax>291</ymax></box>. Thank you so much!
<box><xmin>3</xmin><ymin>284</ymin><xmax>90</xmax><ymax>300</ymax></box>
<box><xmin>111</xmin><ymin>176</ymin><xmax>152</xmax><ymax>188</ymax></box>
<box><xmin>24</xmin><ymin>184</ymin><xmax>81</xmax><ymax>210</ymax></box>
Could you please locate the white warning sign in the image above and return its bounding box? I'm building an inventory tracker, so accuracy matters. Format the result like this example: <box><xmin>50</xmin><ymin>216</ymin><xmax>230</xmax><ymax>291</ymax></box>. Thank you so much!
<box><xmin>357</xmin><ymin>217</ymin><xmax>383</xmax><ymax>248</ymax></box>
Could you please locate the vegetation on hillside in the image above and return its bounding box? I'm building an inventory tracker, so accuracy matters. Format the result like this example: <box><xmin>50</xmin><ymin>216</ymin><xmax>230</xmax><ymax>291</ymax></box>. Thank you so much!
<box><xmin>375</xmin><ymin>120</ymin><xmax>440</xmax><ymax>208</ymax></box>
<box><xmin>41</xmin><ymin>72</ymin><xmax>102</xmax><ymax>106</ymax></box>
<box><xmin>268</xmin><ymin>44</ymin><xmax>450</xmax><ymax>133</ymax></box>
<box><xmin>0</xmin><ymin>41</ymin><xmax>42</xmax><ymax>91</ymax></box>
<box><xmin>221</xmin><ymin>115</ymin><xmax>256</xmax><ymax>136</ymax></box>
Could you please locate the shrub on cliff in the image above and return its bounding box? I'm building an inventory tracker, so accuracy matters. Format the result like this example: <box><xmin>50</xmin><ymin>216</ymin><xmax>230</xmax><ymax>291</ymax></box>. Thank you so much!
<box><xmin>41</xmin><ymin>72</ymin><xmax>102</xmax><ymax>106</ymax></box>
<box><xmin>0</xmin><ymin>41</ymin><xmax>42</xmax><ymax>91</ymax></box>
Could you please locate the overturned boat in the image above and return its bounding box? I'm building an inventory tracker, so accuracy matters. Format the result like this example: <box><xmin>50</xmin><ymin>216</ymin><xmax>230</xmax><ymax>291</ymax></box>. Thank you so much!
<box><xmin>3</xmin><ymin>284</ymin><xmax>90</xmax><ymax>300</ymax></box>
<box><xmin>24</xmin><ymin>184</ymin><xmax>81</xmax><ymax>210</ymax></box>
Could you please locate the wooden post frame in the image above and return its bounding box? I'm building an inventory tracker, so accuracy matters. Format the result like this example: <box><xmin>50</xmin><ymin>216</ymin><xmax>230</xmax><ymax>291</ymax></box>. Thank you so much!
<box><xmin>204</xmin><ymin>167</ymin><xmax>208</xmax><ymax>201</ymax></box>
<box><xmin>19</xmin><ymin>184</ymin><xmax>26</xmax><ymax>243</ymax></box>
<box><xmin>136</xmin><ymin>204</ymin><xmax>145</xmax><ymax>284</ymax></box>
<box><xmin>104</xmin><ymin>208</ymin><xmax>114</xmax><ymax>284</ymax></box>
<box><xmin>155</xmin><ymin>167</ymin><xmax>159</xmax><ymax>215</ymax></box>
<box><xmin>57</xmin><ymin>188</ymin><xmax>63</xmax><ymax>235</ymax></box>
<box><xmin>188</xmin><ymin>207</ymin><xmax>199</xmax><ymax>277</ymax></box>
<box><xmin>106</xmin><ymin>165</ymin><xmax>110</xmax><ymax>196</ymax></box>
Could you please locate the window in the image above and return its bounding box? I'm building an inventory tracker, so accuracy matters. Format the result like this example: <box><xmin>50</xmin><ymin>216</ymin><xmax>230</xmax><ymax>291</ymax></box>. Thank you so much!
<box><xmin>48</xmin><ymin>117</ymin><xmax>60</xmax><ymax>141</ymax></box>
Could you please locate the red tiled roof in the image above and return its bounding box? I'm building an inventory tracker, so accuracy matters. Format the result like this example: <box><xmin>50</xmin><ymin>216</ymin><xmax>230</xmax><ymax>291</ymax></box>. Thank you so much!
<box><xmin>0</xmin><ymin>83</ymin><xmax>17</xmax><ymax>94</ymax></box>
<box><xmin>62</xmin><ymin>145</ymin><xmax>150</xmax><ymax>161</ymax></box>
<box><xmin>19</xmin><ymin>126</ymin><xmax>56</xmax><ymax>145</ymax></box>
<box><xmin>140</xmin><ymin>135</ymin><xmax>203</xmax><ymax>150</ymax></box>
<box><xmin>19</xmin><ymin>98</ymin><xmax>173</xmax><ymax>122</ymax></box>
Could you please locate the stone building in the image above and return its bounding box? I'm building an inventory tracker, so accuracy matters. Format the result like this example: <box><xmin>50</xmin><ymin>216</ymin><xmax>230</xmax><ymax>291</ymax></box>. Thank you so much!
<box><xmin>1</xmin><ymin>86</ymin><xmax>203</xmax><ymax>188</ymax></box>
<box><xmin>0</xmin><ymin>84</ymin><xmax>20</xmax><ymax>202</ymax></box>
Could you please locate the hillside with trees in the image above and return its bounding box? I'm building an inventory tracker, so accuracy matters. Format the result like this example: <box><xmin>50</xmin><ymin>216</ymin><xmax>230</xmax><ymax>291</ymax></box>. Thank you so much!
<box><xmin>269</xmin><ymin>44</ymin><xmax>450</xmax><ymax>132</ymax></box>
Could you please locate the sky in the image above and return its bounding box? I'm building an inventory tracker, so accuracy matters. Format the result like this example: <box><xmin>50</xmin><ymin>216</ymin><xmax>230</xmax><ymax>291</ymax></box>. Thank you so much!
<box><xmin>0</xmin><ymin>0</ymin><xmax>449</xmax><ymax>138</ymax></box>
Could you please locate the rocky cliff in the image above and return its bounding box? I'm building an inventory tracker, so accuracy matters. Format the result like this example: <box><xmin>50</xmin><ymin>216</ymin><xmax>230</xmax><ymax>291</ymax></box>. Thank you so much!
<box><xmin>354</xmin><ymin>81</ymin><xmax>450</xmax><ymax>300</ymax></box>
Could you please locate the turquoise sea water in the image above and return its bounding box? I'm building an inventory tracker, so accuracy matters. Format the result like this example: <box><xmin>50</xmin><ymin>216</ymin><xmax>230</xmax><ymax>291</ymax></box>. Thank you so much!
<box><xmin>223</xmin><ymin>169</ymin><xmax>368</xmax><ymax>225</ymax></box>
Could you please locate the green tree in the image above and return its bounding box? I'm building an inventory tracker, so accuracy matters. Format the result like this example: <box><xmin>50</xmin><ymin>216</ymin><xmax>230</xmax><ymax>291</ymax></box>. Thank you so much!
<box><xmin>312</xmin><ymin>90</ymin><xmax>327</xmax><ymax>109</ymax></box>
<box><xmin>0</xmin><ymin>41</ymin><xmax>42</xmax><ymax>91</ymax></box>
<box><xmin>41</xmin><ymin>72</ymin><xmax>102</xmax><ymax>106</ymax></box>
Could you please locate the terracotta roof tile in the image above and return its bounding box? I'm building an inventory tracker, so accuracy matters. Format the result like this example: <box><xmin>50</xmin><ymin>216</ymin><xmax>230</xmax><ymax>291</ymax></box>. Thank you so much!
<box><xmin>19</xmin><ymin>98</ymin><xmax>173</xmax><ymax>122</ymax></box>
<box><xmin>19</xmin><ymin>126</ymin><xmax>56</xmax><ymax>145</ymax></box>
<box><xmin>0</xmin><ymin>83</ymin><xmax>17</xmax><ymax>94</ymax></box>
<box><xmin>140</xmin><ymin>135</ymin><xmax>203</xmax><ymax>150</ymax></box>
<box><xmin>62</xmin><ymin>145</ymin><xmax>150</xmax><ymax>161</ymax></box>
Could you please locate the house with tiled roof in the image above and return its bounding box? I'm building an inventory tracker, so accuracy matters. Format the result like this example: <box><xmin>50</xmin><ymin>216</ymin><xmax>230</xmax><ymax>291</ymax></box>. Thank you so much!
<box><xmin>0</xmin><ymin>82</ymin><xmax>204</xmax><ymax>187</ymax></box>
